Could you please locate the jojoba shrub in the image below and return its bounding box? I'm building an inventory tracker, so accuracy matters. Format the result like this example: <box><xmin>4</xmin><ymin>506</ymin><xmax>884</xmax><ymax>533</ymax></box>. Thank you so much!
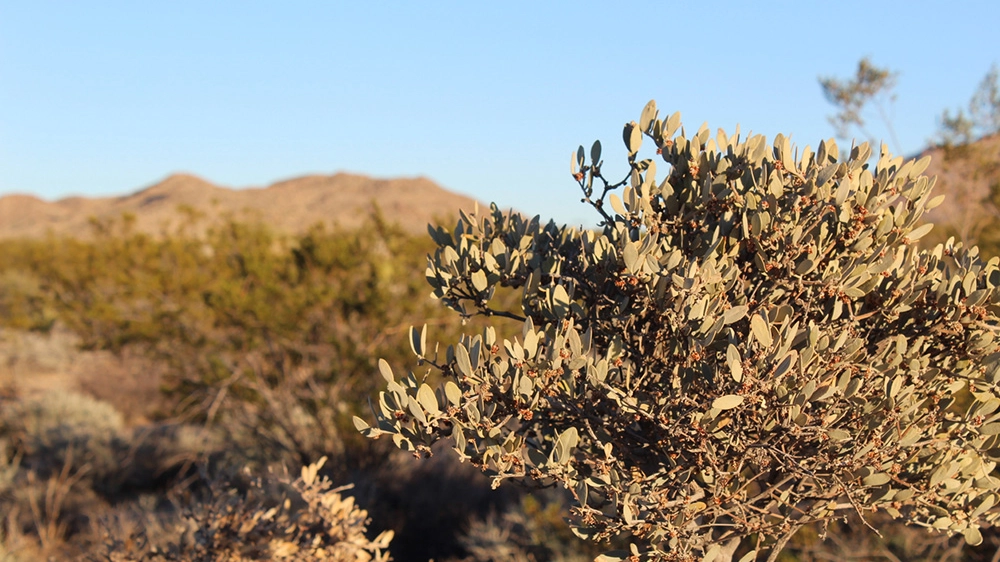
<box><xmin>358</xmin><ymin>101</ymin><xmax>1000</xmax><ymax>561</ymax></box>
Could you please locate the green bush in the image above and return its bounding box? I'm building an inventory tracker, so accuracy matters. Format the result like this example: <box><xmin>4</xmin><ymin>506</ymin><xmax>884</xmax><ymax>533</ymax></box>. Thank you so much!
<box><xmin>0</xmin><ymin>212</ymin><xmax>458</xmax><ymax>468</ymax></box>
<box><xmin>0</xmin><ymin>270</ymin><xmax>56</xmax><ymax>331</ymax></box>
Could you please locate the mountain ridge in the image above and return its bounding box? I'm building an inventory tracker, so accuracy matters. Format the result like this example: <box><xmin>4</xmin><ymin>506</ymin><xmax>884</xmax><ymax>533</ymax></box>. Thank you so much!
<box><xmin>3</xmin><ymin>135</ymin><xmax>996</xmax><ymax>242</ymax></box>
<box><xmin>0</xmin><ymin>172</ymin><xmax>482</xmax><ymax>239</ymax></box>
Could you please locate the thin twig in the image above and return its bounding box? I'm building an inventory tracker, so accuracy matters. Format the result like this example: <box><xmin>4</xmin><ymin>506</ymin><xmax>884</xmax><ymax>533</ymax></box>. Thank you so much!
<box><xmin>764</xmin><ymin>523</ymin><xmax>804</xmax><ymax>562</ymax></box>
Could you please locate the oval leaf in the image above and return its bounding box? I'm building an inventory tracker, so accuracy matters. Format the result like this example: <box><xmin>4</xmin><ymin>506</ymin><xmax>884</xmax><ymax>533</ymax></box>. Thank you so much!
<box><xmin>639</xmin><ymin>100</ymin><xmax>657</xmax><ymax>132</ymax></box>
<box><xmin>352</xmin><ymin>416</ymin><xmax>371</xmax><ymax>432</ymax></box>
<box><xmin>455</xmin><ymin>344</ymin><xmax>473</xmax><ymax>378</ymax></box>
<box><xmin>471</xmin><ymin>270</ymin><xmax>488</xmax><ymax>292</ymax></box>
<box><xmin>862</xmin><ymin>472</ymin><xmax>891</xmax><ymax>486</ymax></box>
<box><xmin>417</xmin><ymin>384</ymin><xmax>439</xmax><ymax>415</ymax></box>
<box><xmin>445</xmin><ymin>381</ymin><xmax>462</xmax><ymax>406</ymax></box>
<box><xmin>625</xmin><ymin>121</ymin><xmax>642</xmax><ymax>155</ymax></box>
<box><xmin>827</xmin><ymin>429</ymin><xmax>851</xmax><ymax>442</ymax></box>
<box><xmin>591</xmin><ymin>139</ymin><xmax>602</xmax><ymax>164</ymax></box>
<box><xmin>907</xmin><ymin>223</ymin><xmax>934</xmax><ymax>242</ymax></box>
<box><xmin>751</xmin><ymin>314</ymin><xmax>773</xmax><ymax>347</ymax></box>
<box><xmin>378</xmin><ymin>358</ymin><xmax>394</xmax><ymax>384</ymax></box>
<box><xmin>723</xmin><ymin>305</ymin><xmax>748</xmax><ymax>325</ymax></box>
<box><xmin>623</xmin><ymin>241</ymin><xmax>640</xmax><ymax>273</ymax></box>
<box><xmin>713</xmin><ymin>395</ymin><xmax>744</xmax><ymax>410</ymax></box>
<box><xmin>409</xmin><ymin>325</ymin><xmax>427</xmax><ymax>357</ymax></box>
<box><xmin>726</xmin><ymin>344</ymin><xmax>743</xmax><ymax>383</ymax></box>
<box><xmin>965</xmin><ymin>526</ymin><xmax>984</xmax><ymax>546</ymax></box>
<box><xmin>609</xmin><ymin>193</ymin><xmax>627</xmax><ymax>216</ymax></box>
<box><xmin>552</xmin><ymin>427</ymin><xmax>580</xmax><ymax>465</ymax></box>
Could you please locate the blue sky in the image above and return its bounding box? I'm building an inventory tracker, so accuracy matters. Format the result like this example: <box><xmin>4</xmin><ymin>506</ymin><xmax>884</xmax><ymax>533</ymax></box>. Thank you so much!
<box><xmin>1</xmin><ymin>1</ymin><xmax>998</xmax><ymax>227</ymax></box>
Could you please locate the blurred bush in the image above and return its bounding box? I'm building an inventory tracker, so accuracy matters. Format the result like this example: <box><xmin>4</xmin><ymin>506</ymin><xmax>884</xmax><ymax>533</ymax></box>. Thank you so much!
<box><xmin>0</xmin><ymin>270</ymin><xmax>56</xmax><ymax>332</ymax></box>
<box><xmin>96</xmin><ymin>457</ymin><xmax>393</xmax><ymax>561</ymax></box>
<box><xmin>0</xmin><ymin>212</ymin><xmax>524</xmax><ymax>560</ymax></box>
<box><xmin>0</xmin><ymin>211</ymin><xmax>454</xmax><ymax>470</ymax></box>
<box><xmin>457</xmin><ymin>492</ymin><xmax>600</xmax><ymax>562</ymax></box>
<box><xmin>2</xmin><ymin>390</ymin><xmax>125</xmax><ymax>484</ymax></box>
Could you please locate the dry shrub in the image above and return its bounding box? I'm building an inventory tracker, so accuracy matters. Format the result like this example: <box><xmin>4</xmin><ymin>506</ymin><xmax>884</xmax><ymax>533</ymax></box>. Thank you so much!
<box><xmin>457</xmin><ymin>492</ymin><xmax>595</xmax><ymax>562</ymax></box>
<box><xmin>350</xmin><ymin>443</ymin><xmax>518</xmax><ymax>562</ymax></box>
<box><xmin>364</xmin><ymin>102</ymin><xmax>1000</xmax><ymax>560</ymax></box>
<box><xmin>0</xmin><ymin>387</ymin><xmax>231</xmax><ymax>560</ymax></box>
<box><xmin>0</xmin><ymin>389</ymin><xmax>125</xmax><ymax>556</ymax></box>
<box><xmin>96</xmin><ymin>457</ymin><xmax>392</xmax><ymax>561</ymax></box>
<box><xmin>2</xmin><ymin>390</ymin><xmax>126</xmax><ymax>486</ymax></box>
<box><xmin>0</xmin><ymin>436</ymin><xmax>30</xmax><ymax>562</ymax></box>
<box><xmin>0</xmin><ymin>438</ymin><xmax>17</xmax><ymax>498</ymax></box>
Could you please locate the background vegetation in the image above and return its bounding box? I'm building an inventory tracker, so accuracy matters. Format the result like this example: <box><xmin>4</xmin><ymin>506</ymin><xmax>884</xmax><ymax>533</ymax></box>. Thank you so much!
<box><xmin>0</xmin><ymin>212</ymin><xmax>544</xmax><ymax>561</ymax></box>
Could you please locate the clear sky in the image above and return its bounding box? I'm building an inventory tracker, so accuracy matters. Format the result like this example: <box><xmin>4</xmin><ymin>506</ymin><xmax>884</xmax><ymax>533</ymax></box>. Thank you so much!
<box><xmin>1</xmin><ymin>1</ymin><xmax>998</xmax><ymax>227</ymax></box>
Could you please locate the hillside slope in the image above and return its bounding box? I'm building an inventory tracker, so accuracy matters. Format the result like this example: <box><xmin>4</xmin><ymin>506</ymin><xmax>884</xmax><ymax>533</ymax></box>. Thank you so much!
<box><xmin>918</xmin><ymin>134</ymin><xmax>1000</xmax><ymax>241</ymax></box>
<box><xmin>0</xmin><ymin>172</ymin><xmax>482</xmax><ymax>238</ymax></box>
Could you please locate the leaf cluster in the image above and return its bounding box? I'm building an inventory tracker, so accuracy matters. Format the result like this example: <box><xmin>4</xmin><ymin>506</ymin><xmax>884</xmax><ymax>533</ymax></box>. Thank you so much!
<box><xmin>361</xmin><ymin>101</ymin><xmax>1000</xmax><ymax>561</ymax></box>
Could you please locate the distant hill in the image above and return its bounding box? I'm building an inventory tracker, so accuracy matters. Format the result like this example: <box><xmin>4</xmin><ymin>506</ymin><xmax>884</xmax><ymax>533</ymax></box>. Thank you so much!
<box><xmin>4</xmin><ymin>136</ymin><xmax>995</xmax><ymax>243</ymax></box>
<box><xmin>918</xmin><ymin>134</ymin><xmax>1000</xmax><ymax>241</ymax></box>
<box><xmin>0</xmin><ymin>172</ymin><xmax>482</xmax><ymax>239</ymax></box>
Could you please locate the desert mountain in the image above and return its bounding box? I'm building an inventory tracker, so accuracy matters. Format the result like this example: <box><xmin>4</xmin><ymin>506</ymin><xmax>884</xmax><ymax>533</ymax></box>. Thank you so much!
<box><xmin>0</xmin><ymin>172</ymin><xmax>482</xmax><ymax>239</ymax></box>
<box><xmin>3</xmin><ymin>136</ymin><xmax>996</xmax><ymax>242</ymax></box>
<box><xmin>917</xmin><ymin>134</ymin><xmax>1000</xmax><ymax>240</ymax></box>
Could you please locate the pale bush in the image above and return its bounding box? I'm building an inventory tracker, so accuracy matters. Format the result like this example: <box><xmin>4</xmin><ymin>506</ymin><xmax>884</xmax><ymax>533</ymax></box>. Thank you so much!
<box><xmin>98</xmin><ymin>457</ymin><xmax>393</xmax><ymax>561</ymax></box>
<box><xmin>2</xmin><ymin>390</ymin><xmax>125</xmax><ymax>485</ymax></box>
